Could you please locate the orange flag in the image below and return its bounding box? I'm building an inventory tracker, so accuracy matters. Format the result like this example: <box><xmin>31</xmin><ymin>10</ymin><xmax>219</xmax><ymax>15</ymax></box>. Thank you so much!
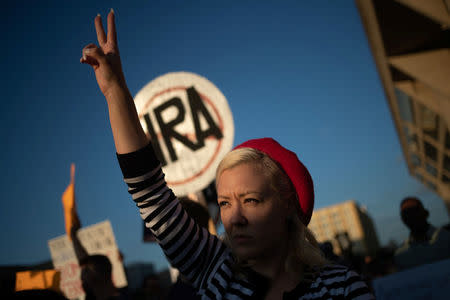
<box><xmin>62</xmin><ymin>163</ymin><xmax>78</xmax><ymax>239</ymax></box>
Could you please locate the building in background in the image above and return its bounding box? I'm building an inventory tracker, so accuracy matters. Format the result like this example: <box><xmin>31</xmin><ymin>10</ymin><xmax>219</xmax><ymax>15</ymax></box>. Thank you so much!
<box><xmin>309</xmin><ymin>200</ymin><xmax>379</xmax><ymax>256</ymax></box>
<box><xmin>356</xmin><ymin>0</ymin><xmax>450</xmax><ymax>215</ymax></box>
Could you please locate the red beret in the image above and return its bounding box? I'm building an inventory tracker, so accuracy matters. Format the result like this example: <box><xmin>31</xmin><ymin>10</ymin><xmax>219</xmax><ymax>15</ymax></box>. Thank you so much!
<box><xmin>234</xmin><ymin>138</ymin><xmax>314</xmax><ymax>225</ymax></box>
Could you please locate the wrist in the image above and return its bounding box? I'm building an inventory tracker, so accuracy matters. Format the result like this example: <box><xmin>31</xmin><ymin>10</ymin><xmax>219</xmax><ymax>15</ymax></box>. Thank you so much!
<box><xmin>102</xmin><ymin>79</ymin><xmax>129</xmax><ymax>101</ymax></box>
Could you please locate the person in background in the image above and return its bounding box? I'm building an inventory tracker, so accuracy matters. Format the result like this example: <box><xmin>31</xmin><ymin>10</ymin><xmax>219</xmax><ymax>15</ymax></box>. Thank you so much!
<box><xmin>395</xmin><ymin>196</ymin><xmax>450</xmax><ymax>270</ymax></box>
<box><xmin>81</xmin><ymin>9</ymin><xmax>374</xmax><ymax>299</ymax></box>
<box><xmin>319</xmin><ymin>241</ymin><xmax>339</xmax><ymax>262</ymax></box>
<box><xmin>70</xmin><ymin>215</ymin><xmax>127</xmax><ymax>300</ymax></box>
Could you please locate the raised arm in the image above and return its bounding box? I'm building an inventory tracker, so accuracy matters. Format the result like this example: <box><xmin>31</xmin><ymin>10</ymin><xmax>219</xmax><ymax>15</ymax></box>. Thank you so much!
<box><xmin>68</xmin><ymin>212</ymin><xmax>90</xmax><ymax>263</ymax></box>
<box><xmin>81</xmin><ymin>9</ymin><xmax>148</xmax><ymax>154</ymax></box>
<box><xmin>82</xmin><ymin>11</ymin><xmax>230</xmax><ymax>293</ymax></box>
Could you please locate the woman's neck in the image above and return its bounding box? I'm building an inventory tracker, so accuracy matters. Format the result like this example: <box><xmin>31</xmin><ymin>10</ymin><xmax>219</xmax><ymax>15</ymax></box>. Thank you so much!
<box><xmin>249</xmin><ymin>245</ymin><xmax>302</xmax><ymax>299</ymax></box>
<box><xmin>248</xmin><ymin>237</ymin><xmax>286</xmax><ymax>277</ymax></box>
<box><xmin>265</xmin><ymin>270</ymin><xmax>303</xmax><ymax>300</ymax></box>
<box><xmin>250</xmin><ymin>252</ymin><xmax>285</xmax><ymax>279</ymax></box>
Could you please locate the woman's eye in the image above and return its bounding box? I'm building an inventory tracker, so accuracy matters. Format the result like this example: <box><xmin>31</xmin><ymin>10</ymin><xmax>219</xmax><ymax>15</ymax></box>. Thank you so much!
<box><xmin>244</xmin><ymin>198</ymin><xmax>259</xmax><ymax>204</ymax></box>
<box><xmin>218</xmin><ymin>201</ymin><xmax>229</xmax><ymax>207</ymax></box>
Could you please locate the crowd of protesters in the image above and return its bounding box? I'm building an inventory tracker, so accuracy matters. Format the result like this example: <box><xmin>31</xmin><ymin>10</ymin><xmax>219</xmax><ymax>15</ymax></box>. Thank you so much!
<box><xmin>7</xmin><ymin>8</ymin><xmax>450</xmax><ymax>300</ymax></box>
<box><xmin>8</xmin><ymin>187</ymin><xmax>449</xmax><ymax>299</ymax></box>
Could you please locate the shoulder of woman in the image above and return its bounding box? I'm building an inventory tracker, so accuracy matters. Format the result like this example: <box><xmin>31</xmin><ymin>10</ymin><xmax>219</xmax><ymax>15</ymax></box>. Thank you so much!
<box><xmin>305</xmin><ymin>264</ymin><xmax>360</xmax><ymax>283</ymax></box>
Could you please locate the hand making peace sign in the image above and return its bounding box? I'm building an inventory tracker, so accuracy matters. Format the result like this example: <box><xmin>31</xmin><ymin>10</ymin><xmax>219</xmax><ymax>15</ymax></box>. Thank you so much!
<box><xmin>81</xmin><ymin>9</ymin><xmax>148</xmax><ymax>154</ymax></box>
<box><xmin>81</xmin><ymin>9</ymin><xmax>126</xmax><ymax>97</ymax></box>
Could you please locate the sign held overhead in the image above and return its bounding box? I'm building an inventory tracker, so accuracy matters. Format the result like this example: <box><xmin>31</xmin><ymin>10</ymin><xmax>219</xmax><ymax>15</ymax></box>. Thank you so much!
<box><xmin>135</xmin><ymin>72</ymin><xmax>234</xmax><ymax>196</ymax></box>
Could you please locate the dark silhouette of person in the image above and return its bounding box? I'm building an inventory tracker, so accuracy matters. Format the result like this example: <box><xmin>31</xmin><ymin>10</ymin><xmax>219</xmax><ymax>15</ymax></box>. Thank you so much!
<box><xmin>395</xmin><ymin>196</ymin><xmax>450</xmax><ymax>270</ymax></box>
<box><xmin>319</xmin><ymin>241</ymin><xmax>339</xmax><ymax>262</ymax></box>
<box><xmin>70</xmin><ymin>216</ymin><xmax>126</xmax><ymax>300</ymax></box>
<box><xmin>78</xmin><ymin>255</ymin><xmax>120</xmax><ymax>300</ymax></box>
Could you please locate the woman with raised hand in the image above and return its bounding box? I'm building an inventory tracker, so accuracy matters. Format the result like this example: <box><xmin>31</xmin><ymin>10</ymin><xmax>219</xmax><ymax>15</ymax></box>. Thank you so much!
<box><xmin>82</xmin><ymin>10</ymin><xmax>374</xmax><ymax>299</ymax></box>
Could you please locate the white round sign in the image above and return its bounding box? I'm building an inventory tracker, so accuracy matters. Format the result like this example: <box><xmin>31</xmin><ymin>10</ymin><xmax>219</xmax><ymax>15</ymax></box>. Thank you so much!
<box><xmin>134</xmin><ymin>72</ymin><xmax>234</xmax><ymax>196</ymax></box>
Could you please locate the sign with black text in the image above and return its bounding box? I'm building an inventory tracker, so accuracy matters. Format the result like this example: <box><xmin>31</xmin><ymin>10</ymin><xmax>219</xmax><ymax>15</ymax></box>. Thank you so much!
<box><xmin>135</xmin><ymin>72</ymin><xmax>234</xmax><ymax>196</ymax></box>
<box><xmin>48</xmin><ymin>220</ymin><xmax>127</xmax><ymax>300</ymax></box>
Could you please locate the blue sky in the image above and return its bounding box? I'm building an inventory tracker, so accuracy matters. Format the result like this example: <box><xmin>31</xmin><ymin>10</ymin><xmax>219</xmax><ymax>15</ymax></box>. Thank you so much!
<box><xmin>1</xmin><ymin>1</ymin><xmax>448</xmax><ymax>271</ymax></box>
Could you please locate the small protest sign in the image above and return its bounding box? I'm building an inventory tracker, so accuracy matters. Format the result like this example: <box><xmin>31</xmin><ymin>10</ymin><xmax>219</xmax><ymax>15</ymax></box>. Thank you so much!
<box><xmin>15</xmin><ymin>269</ymin><xmax>61</xmax><ymax>292</ymax></box>
<box><xmin>48</xmin><ymin>220</ymin><xmax>127</xmax><ymax>300</ymax></box>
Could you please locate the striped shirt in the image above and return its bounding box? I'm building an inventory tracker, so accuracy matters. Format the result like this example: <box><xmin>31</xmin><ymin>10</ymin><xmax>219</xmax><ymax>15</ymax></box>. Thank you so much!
<box><xmin>117</xmin><ymin>143</ymin><xmax>374</xmax><ymax>299</ymax></box>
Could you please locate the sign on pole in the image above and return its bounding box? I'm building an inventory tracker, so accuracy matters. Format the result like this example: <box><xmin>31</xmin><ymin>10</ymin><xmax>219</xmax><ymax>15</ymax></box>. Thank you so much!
<box><xmin>48</xmin><ymin>220</ymin><xmax>127</xmax><ymax>300</ymax></box>
<box><xmin>134</xmin><ymin>72</ymin><xmax>234</xmax><ymax>196</ymax></box>
<box><xmin>62</xmin><ymin>163</ymin><xmax>77</xmax><ymax>240</ymax></box>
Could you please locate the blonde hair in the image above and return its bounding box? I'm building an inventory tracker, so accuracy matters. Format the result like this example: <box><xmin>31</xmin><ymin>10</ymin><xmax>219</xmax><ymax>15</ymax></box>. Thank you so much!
<box><xmin>216</xmin><ymin>147</ymin><xmax>327</xmax><ymax>271</ymax></box>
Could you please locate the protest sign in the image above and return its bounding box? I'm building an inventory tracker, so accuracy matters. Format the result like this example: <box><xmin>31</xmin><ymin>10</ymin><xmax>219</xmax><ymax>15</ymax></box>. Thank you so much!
<box><xmin>48</xmin><ymin>220</ymin><xmax>127</xmax><ymax>300</ymax></box>
<box><xmin>15</xmin><ymin>269</ymin><xmax>61</xmax><ymax>292</ymax></box>
<box><xmin>134</xmin><ymin>72</ymin><xmax>234</xmax><ymax>196</ymax></box>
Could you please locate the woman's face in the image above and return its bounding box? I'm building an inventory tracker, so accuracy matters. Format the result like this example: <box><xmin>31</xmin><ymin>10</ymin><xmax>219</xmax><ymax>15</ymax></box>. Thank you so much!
<box><xmin>217</xmin><ymin>163</ymin><xmax>290</xmax><ymax>262</ymax></box>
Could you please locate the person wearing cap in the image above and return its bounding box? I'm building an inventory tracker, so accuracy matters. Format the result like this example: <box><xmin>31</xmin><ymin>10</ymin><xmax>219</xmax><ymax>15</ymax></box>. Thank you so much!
<box><xmin>81</xmin><ymin>10</ymin><xmax>373</xmax><ymax>299</ymax></box>
<box><xmin>395</xmin><ymin>197</ymin><xmax>450</xmax><ymax>270</ymax></box>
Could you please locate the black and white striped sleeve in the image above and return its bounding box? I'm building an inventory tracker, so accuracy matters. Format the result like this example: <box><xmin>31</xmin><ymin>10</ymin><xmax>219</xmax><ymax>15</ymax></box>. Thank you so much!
<box><xmin>117</xmin><ymin>143</ymin><xmax>227</xmax><ymax>288</ymax></box>
<box><xmin>343</xmin><ymin>268</ymin><xmax>374</xmax><ymax>299</ymax></box>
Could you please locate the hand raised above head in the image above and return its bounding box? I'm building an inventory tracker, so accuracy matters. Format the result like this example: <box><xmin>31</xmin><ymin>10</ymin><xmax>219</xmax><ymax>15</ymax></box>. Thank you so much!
<box><xmin>69</xmin><ymin>213</ymin><xmax>81</xmax><ymax>240</ymax></box>
<box><xmin>81</xmin><ymin>9</ymin><xmax>126</xmax><ymax>97</ymax></box>
<box><xmin>81</xmin><ymin>9</ymin><xmax>148</xmax><ymax>154</ymax></box>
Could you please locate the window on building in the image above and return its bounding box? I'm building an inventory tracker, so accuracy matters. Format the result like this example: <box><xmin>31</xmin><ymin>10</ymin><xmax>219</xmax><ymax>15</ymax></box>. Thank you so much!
<box><xmin>425</xmin><ymin>162</ymin><xmax>438</xmax><ymax>177</ymax></box>
<box><xmin>444</xmin><ymin>155</ymin><xmax>450</xmax><ymax>173</ymax></box>
<box><xmin>420</xmin><ymin>105</ymin><xmax>439</xmax><ymax>141</ymax></box>
<box><xmin>332</xmin><ymin>213</ymin><xmax>340</xmax><ymax>222</ymax></box>
<box><xmin>411</xmin><ymin>153</ymin><xmax>421</xmax><ymax>167</ymax></box>
<box><xmin>395</xmin><ymin>88</ymin><xmax>415</xmax><ymax>124</ymax></box>
<box><xmin>424</xmin><ymin>141</ymin><xmax>437</xmax><ymax>161</ymax></box>
<box><xmin>404</xmin><ymin>126</ymin><xmax>419</xmax><ymax>152</ymax></box>
<box><xmin>445</xmin><ymin>130</ymin><xmax>450</xmax><ymax>150</ymax></box>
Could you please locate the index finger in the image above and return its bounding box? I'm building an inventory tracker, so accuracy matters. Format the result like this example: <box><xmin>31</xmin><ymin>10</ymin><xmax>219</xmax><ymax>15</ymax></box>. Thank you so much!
<box><xmin>107</xmin><ymin>9</ymin><xmax>117</xmax><ymax>47</ymax></box>
<box><xmin>95</xmin><ymin>14</ymin><xmax>107</xmax><ymax>46</ymax></box>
